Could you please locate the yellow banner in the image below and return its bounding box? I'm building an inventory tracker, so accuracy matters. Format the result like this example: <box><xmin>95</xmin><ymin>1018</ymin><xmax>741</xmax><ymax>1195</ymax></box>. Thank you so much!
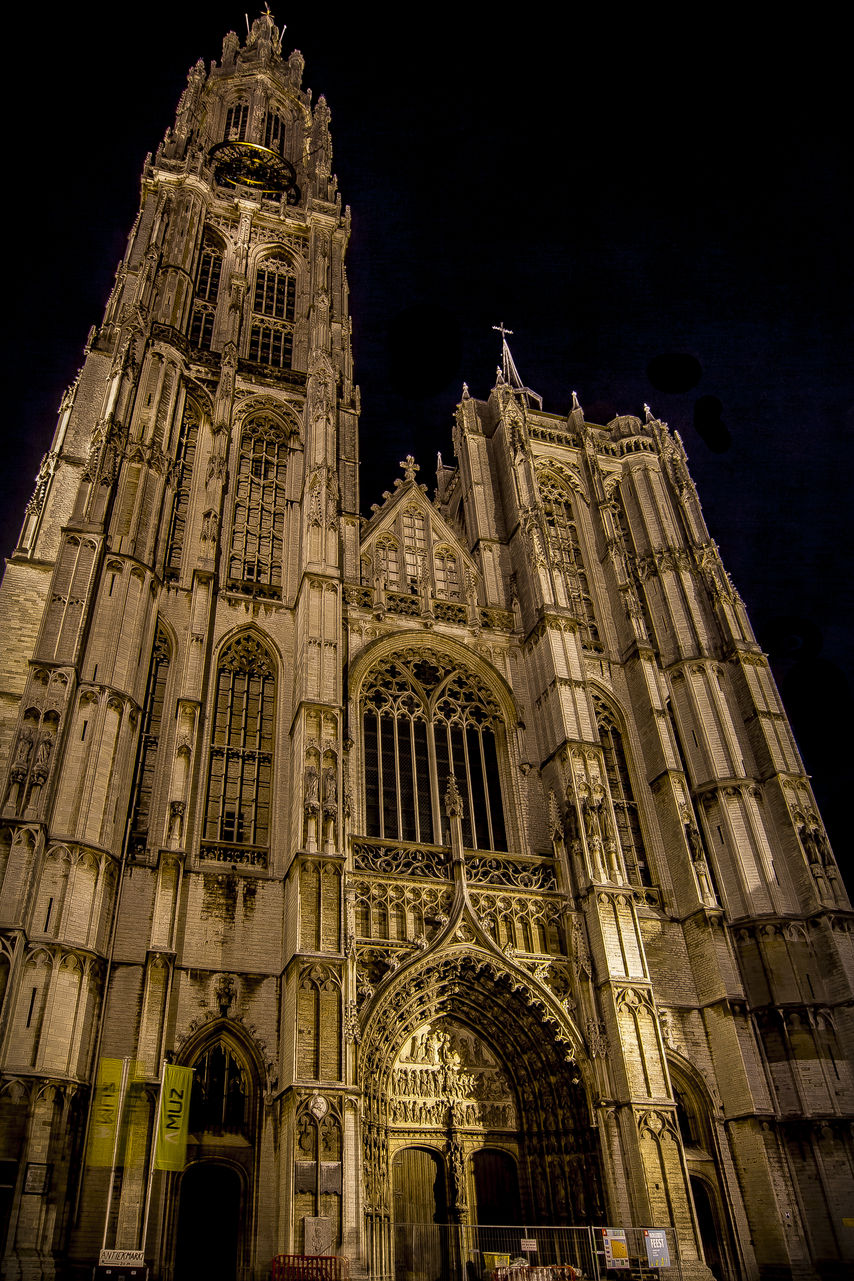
<box><xmin>153</xmin><ymin>1065</ymin><xmax>194</xmax><ymax>1171</ymax></box>
<box><xmin>122</xmin><ymin>1061</ymin><xmax>150</xmax><ymax>1173</ymax></box>
<box><xmin>86</xmin><ymin>1058</ymin><xmax>125</xmax><ymax>1167</ymax></box>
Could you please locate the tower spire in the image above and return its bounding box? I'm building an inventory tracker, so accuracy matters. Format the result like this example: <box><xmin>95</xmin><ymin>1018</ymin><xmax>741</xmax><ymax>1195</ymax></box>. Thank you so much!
<box><xmin>492</xmin><ymin>321</ymin><xmax>542</xmax><ymax>407</ymax></box>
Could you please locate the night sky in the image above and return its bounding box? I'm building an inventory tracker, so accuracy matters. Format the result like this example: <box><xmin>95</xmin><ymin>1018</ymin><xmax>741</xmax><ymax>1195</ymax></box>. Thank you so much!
<box><xmin>4</xmin><ymin>8</ymin><xmax>851</xmax><ymax>866</ymax></box>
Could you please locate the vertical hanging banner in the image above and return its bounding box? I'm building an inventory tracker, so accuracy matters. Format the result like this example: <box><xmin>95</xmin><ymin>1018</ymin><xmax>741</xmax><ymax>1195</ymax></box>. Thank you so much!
<box><xmin>123</xmin><ymin>1061</ymin><xmax>151</xmax><ymax>1174</ymax></box>
<box><xmin>153</xmin><ymin>1065</ymin><xmax>194</xmax><ymax>1171</ymax></box>
<box><xmin>87</xmin><ymin>1058</ymin><xmax>126</xmax><ymax>1167</ymax></box>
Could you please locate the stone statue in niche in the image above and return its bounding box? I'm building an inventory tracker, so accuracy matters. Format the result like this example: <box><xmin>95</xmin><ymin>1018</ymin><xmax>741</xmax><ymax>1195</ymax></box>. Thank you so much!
<box><xmin>322</xmin><ymin>767</ymin><xmax>337</xmax><ymax>815</ymax></box>
<box><xmin>32</xmin><ymin>735</ymin><xmax>53</xmax><ymax>783</ymax></box>
<box><xmin>304</xmin><ymin>764</ymin><xmax>320</xmax><ymax>813</ymax></box>
<box><xmin>10</xmin><ymin>731</ymin><xmax>33</xmax><ymax>782</ymax></box>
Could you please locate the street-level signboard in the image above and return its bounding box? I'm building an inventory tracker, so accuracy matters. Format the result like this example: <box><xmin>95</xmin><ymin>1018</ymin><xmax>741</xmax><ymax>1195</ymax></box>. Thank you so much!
<box><xmin>643</xmin><ymin>1229</ymin><xmax>671</xmax><ymax>1268</ymax></box>
<box><xmin>520</xmin><ymin>1240</ymin><xmax>537</xmax><ymax>1252</ymax></box>
<box><xmin>95</xmin><ymin>1250</ymin><xmax>148</xmax><ymax>1280</ymax></box>
<box><xmin>602</xmin><ymin>1228</ymin><xmax>630</xmax><ymax>1268</ymax></box>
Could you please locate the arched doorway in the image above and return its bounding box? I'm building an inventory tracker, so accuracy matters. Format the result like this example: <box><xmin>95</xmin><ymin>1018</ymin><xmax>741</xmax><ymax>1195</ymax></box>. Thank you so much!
<box><xmin>473</xmin><ymin>1149</ymin><xmax>521</xmax><ymax>1225</ymax></box>
<box><xmin>174</xmin><ymin>1163</ymin><xmax>241</xmax><ymax>1281</ymax></box>
<box><xmin>473</xmin><ymin>1149</ymin><xmax>522</xmax><ymax>1257</ymax></box>
<box><xmin>691</xmin><ymin>1177</ymin><xmax>726</xmax><ymax>1281</ymax></box>
<box><xmin>393</xmin><ymin>1147</ymin><xmax>447</xmax><ymax>1281</ymax></box>
<box><xmin>670</xmin><ymin>1065</ymin><xmax>737</xmax><ymax>1281</ymax></box>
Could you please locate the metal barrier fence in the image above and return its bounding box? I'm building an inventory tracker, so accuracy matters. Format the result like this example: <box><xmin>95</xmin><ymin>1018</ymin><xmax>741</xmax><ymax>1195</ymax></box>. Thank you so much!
<box><xmin>390</xmin><ymin>1223</ymin><xmax>683</xmax><ymax>1281</ymax></box>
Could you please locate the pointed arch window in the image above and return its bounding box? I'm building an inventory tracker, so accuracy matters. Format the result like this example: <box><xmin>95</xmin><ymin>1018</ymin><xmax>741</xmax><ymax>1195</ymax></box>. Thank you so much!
<box><xmin>189</xmin><ymin>233</ymin><xmax>223</xmax><ymax>351</ymax></box>
<box><xmin>248</xmin><ymin>255</ymin><xmax>296</xmax><ymax>369</ymax></box>
<box><xmin>263</xmin><ymin>108</ymin><xmax>286</xmax><ymax>154</ymax></box>
<box><xmin>374</xmin><ymin>538</ymin><xmax>400</xmax><ymax>590</ymax></box>
<box><xmin>189</xmin><ymin>1042</ymin><xmax>250</xmax><ymax>1137</ymax></box>
<box><xmin>595</xmin><ymin>700</ymin><xmax>651</xmax><ymax>886</ymax></box>
<box><xmin>224</xmin><ymin>101</ymin><xmax>249</xmax><ymax>141</ymax></box>
<box><xmin>362</xmin><ymin>651</ymin><xmax>507</xmax><ymax>851</ymax></box>
<box><xmin>402</xmin><ymin>509</ymin><xmax>426</xmax><ymax>588</ymax></box>
<box><xmin>203</xmin><ymin>635</ymin><xmax>275</xmax><ymax>858</ymax></box>
<box><xmin>538</xmin><ymin>472</ymin><xmax>599</xmax><ymax>647</ymax></box>
<box><xmin>164</xmin><ymin>399</ymin><xmax>200</xmax><ymax>579</ymax></box>
<box><xmin>129</xmin><ymin>628</ymin><xmax>171</xmax><ymax>849</ymax></box>
<box><xmin>434</xmin><ymin>549</ymin><xmax>460</xmax><ymax>600</ymax></box>
<box><xmin>228</xmin><ymin>415</ymin><xmax>288</xmax><ymax>597</ymax></box>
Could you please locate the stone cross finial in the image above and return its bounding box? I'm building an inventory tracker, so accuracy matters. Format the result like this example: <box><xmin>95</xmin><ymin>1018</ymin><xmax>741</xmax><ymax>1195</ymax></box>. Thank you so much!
<box><xmin>400</xmin><ymin>454</ymin><xmax>419</xmax><ymax>482</ymax></box>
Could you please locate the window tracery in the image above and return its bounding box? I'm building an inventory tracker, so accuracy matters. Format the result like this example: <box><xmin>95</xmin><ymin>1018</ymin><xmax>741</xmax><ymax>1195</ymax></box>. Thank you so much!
<box><xmin>538</xmin><ymin>471</ymin><xmax>599</xmax><ymax>645</ymax></box>
<box><xmin>361</xmin><ymin>650</ymin><xmax>507</xmax><ymax>851</ymax></box>
<box><xmin>224</xmin><ymin>101</ymin><xmax>249</xmax><ymax>141</ymax></box>
<box><xmin>374</xmin><ymin>538</ymin><xmax>399</xmax><ymax>590</ymax></box>
<box><xmin>189</xmin><ymin>1042</ymin><xmax>249</xmax><ymax>1136</ymax></box>
<box><xmin>263</xmin><ymin>108</ymin><xmax>286</xmax><ymax>154</ymax></box>
<box><xmin>164</xmin><ymin>399</ymin><xmax>200</xmax><ymax>578</ymax></box>
<box><xmin>189</xmin><ymin>234</ymin><xmax>223</xmax><ymax>351</ymax></box>
<box><xmin>401</xmin><ymin>508</ymin><xmax>426</xmax><ymax>588</ymax></box>
<box><xmin>129</xmin><ymin>628</ymin><xmax>171</xmax><ymax>849</ymax></box>
<box><xmin>248</xmin><ymin>254</ymin><xmax>296</xmax><ymax>369</ymax></box>
<box><xmin>433</xmin><ymin>548</ymin><xmax>460</xmax><ymax>600</ymax></box>
<box><xmin>203</xmin><ymin>635</ymin><xmax>275</xmax><ymax>854</ymax></box>
<box><xmin>594</xmin><ymin>697</ymin><xmax>651</xmax><ymax>887</ymax></box>
<box><xmin>228</xmin><ymin>415</ymin><xmax>288</xmax><ymax>596</ymax></box>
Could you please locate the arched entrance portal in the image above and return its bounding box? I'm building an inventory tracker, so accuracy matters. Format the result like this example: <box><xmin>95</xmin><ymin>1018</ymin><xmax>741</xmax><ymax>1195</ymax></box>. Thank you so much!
<box><xmin>360</xmin><ymin>954</ymin><xmax>604</xmax><ymax>1280</ymax></box>
<box><xmin>174</xmin><ymin>1162</ymin><xmax>241</xmax><ymax>1281</ymax></box>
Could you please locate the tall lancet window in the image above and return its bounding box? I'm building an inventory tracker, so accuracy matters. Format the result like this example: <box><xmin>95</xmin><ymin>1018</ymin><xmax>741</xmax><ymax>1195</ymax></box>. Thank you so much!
<box><xmin>263</xmin><ymin>108</ymin><xmax>286</xmax><ymax>154</ymax></box>
<box><xmin>248</xmin><ymin>255</ymin><xmax>296</xmax><ymax>369</ymax></box>
<box><xmin>595</xmin><ymin>699</ymin><xmax>651</xmax><ymax>887</ymax></box>
<box><xmin>401</xmin><ymin>509</ymin><xmax>426</xmax><ymax>589</ymax></box>
<box><xmin>374</xmin><ymin>538</ymin><xmax>400</xmax><ymax>589</ymax></box>
<box><xmin>538</xmin><ymin>472</ymin><xmax>599</xmax><ymax>646</ymax></box>
<box><xmin>189</xmin><ymin>233</ymin><xmax>223</xmax><ymax>351</ymax></box>
<box><xmin>164</xmin><ymin>399</ymin><xmax>200</xmax><ymax>579</ymax></box>
<box><xmin>434</xmin><ymin>548</ymin><xmax>460</xmax><ymax>600</ymax></box>
<box><xmin>362</xmin><ymin>651</ymin><xmax>507</xmax><ymax>852</ymax></box>
<box><xmin>228</xmin><ymin>415</ymin><xmax>288</xmax><ymax>597</ymax></box>
<box><xmin>224</xmin><ymin>101</ymin><xmax>249</xmax><ymax>141</ymax></box>
<box><xmin>203</xmin><ymin>635</ymin><xmax>275</xmax><ymax>856</ymax></box>
<box><xmin>129</xmin><ymin>628</ymin><xmax>171</xmax><ymax>848</ymax></box>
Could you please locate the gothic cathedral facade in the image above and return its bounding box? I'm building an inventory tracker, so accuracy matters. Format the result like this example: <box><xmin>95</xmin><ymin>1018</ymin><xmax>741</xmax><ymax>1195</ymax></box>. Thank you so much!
<box><xmin>0</xmin><ymin>13</ymin><xmax>851</xmax><ymax>1281</ymax></box>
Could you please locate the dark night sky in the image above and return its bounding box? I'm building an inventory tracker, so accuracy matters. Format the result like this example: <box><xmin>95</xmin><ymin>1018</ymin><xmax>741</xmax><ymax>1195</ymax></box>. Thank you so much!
<box><xmin>3</xmin><ymin>8</ymin><xmax>851</xmax><ymax>863</ymax></box>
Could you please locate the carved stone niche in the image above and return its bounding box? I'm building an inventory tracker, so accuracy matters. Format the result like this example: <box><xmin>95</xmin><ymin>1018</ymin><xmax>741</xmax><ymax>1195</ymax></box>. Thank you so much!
<box><xmin>389</xmin><ymin>1017</ymin><xmax>517</xmax><ymax>1133</ymax></box>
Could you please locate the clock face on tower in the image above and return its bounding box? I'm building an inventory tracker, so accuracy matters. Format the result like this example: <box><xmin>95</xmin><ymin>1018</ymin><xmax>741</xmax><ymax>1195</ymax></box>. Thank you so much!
<box><xmin>209</xmin><ymin>140</ymin><xmax>300</xmax><ymax>203</ymax></box>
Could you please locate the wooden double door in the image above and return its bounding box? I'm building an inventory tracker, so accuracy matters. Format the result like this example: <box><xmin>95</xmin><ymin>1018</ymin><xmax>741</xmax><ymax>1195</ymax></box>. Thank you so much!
<box><xmin>392</xmin><ymin>1146</ymin><xmax>521</xmax><ymax>1281</ymax></box>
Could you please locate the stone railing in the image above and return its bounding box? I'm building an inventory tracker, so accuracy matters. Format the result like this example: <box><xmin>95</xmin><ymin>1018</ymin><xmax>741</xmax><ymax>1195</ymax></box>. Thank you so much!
<box><xmin>351</xmin><ymin>837</ymin><xmax>452</xmax><ymax>880</ymax></box>
<box><xmin>199</xmin><ymin>841</ymin><xmax>268</xmax><ymax>868</ymax></box>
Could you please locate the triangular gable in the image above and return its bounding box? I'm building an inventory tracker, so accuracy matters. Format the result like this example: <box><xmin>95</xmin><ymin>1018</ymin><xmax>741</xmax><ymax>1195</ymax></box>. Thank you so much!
<box><xmin>360</xmin><ymin>477</ymin><xmax>478</xmax><ymax>593</ymax></box>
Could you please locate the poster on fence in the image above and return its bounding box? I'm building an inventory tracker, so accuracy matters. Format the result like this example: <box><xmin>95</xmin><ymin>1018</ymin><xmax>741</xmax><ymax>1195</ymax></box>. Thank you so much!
<box><xmin>643</xmin><ymin>1229</ymin><xmax>671</xmax><ymax>1268</ymax></box>
<box><xmin>602</xmin><ymin>1228</ymin><xmax>630</xmax><ymax>1268</ymax></box>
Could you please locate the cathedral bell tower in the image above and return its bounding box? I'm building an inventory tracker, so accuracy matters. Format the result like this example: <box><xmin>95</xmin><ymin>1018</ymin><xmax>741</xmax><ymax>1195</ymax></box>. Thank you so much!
<box><xmin>1</xmin><ymin>13</ymin><xmax>852</xmax><ymax>1281</ymax></box>
<box><xmin>0</xmin><ymin>12</ymin><xmax>359</xmax><ymax>1278</ymax></box>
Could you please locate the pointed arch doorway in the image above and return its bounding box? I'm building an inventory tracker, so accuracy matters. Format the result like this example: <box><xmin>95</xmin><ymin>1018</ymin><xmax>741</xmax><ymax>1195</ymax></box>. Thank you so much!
<box><xmin>360</xmin><ymin>954</ymin><xmax>605</xmax><ymax>1280</ymax></box>
<box><xmin>174</xmin><ymin>1162</ymin><xmax>241</xmax><ymax>1281</ymax></box>
<box><xmin>393</xmin><ymin>1147</ymin><xmax>448</xmax><ymax>1281</ymax></box>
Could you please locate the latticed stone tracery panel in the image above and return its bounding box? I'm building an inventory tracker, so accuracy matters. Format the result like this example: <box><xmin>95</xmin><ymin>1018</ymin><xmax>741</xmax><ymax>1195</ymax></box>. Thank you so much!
<box><xmin>349</xmin><ymin>877</ymin><xmax>453</xmax><ymax>945</ymax></box>
<box><xmin>469</xmin><ymin>889</ymin><xmax>568</xmax><ymax>957</ymax></box>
